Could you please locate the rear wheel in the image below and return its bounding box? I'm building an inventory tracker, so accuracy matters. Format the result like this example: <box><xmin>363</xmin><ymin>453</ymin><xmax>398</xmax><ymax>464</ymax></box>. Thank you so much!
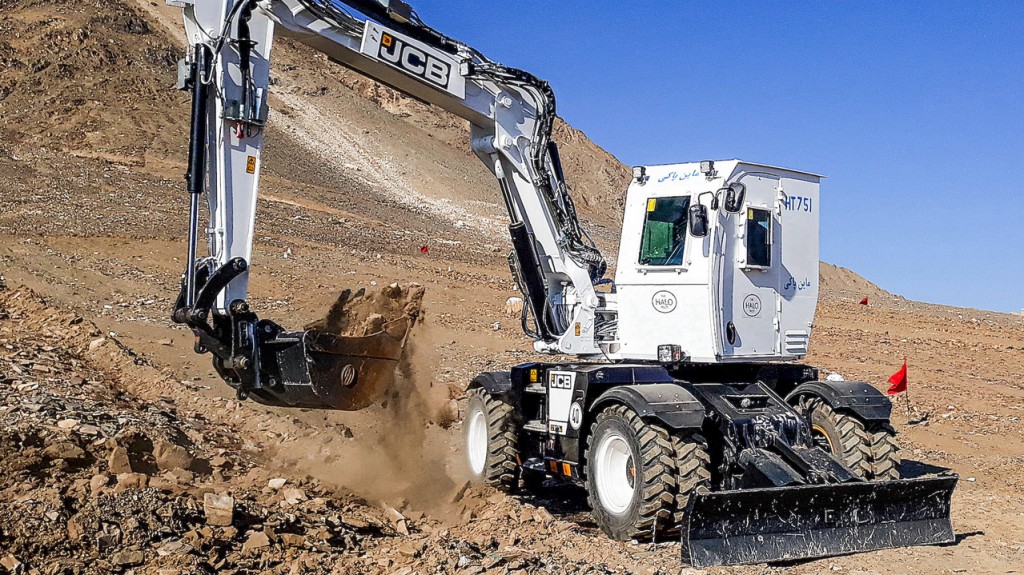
<box><xmin>585</xmin><ymin>405</ymin><xmax>676</xmax><ymax>540</ymax></box>
<box><xmin>799</xmin><ymin>396</ymin><xmax>900</xmax><ymax>480</ymax></box>
<box><xmin>465</xmin><ymin>388</ymin><xmax>518</xmax><ymax>491</ymax></box>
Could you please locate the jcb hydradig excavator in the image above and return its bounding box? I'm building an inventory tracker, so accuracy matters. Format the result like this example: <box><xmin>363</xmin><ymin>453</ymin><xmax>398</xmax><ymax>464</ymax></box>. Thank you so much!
<box><xmin>169</xmin><ymin>0</ymin><xmax>957</xmax><ymax>566</ymax></box>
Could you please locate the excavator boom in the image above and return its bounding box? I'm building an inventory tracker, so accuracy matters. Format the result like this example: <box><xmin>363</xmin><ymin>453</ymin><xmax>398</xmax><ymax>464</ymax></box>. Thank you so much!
<box><xmin>170</xmin><ymin>0</ymin><xmax>606</xmax><ymax>409</ymax></box>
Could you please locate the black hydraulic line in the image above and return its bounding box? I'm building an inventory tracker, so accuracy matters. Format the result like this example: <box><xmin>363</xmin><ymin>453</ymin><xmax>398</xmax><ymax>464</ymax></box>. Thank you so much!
<box><xmin>237</xmin><ymin>0</ymin><xmax>257</xmax><ymax>121</ymax></box>
<box><xmin>184</xmin><ymin>45</ymin><xmax>212</xmax><ymax>307</ymax></box>
<box><xmin>547</xmin><ymin>142</ymin><xmax>566</xmax><ymax>182</ymax></box>
<box><xmin>332</xmin><ymin>0</ymin><xmax>459</xmax><ymax>55</ymax></box>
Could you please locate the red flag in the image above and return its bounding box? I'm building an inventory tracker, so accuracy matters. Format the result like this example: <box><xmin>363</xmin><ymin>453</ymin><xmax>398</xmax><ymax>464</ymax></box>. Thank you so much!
<box><xmin>887</xmin><ymin>358</ymin><xmax>908</xmax><ymax>395</ymax></box>
<box><xmin>860</xmin><ymin>297</ymin><xmax>869</xmax><ymax>305</ymax></box>
<box><xmin>420</xmin><ymin>245</ymin><xmax>429</xmax><ymax>254</ymax></box>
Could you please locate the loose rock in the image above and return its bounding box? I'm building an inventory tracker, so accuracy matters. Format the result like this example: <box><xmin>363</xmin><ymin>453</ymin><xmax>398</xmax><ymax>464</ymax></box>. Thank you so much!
<box><xmin>204</xmin><ymin>493</ymin><xmax>235</xmax><ymax>526</ymax></box>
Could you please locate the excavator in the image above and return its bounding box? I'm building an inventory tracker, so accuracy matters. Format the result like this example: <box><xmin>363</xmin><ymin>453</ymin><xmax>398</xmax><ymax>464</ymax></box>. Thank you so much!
<box><xmin>168</xmin><ymin>0</ymin><xmax>957</xmax><ymax>566</ymax></box>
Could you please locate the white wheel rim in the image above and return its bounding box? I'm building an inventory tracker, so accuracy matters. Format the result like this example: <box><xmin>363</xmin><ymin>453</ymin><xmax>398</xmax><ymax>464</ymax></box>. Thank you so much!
<box><xmin>467</xmin><ymin>405</ymin><xmax>488</xmax><ymax>475</ymax></box>
<box><xmin>595</xmin><ymin>430</ymin><xmax>635</xmax><ymax>515</ymax></box>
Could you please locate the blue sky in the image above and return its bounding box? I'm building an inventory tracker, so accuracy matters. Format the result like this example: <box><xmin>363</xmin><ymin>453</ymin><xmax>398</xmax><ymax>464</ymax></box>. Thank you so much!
<box><xmin>410</xmin><ymin>1</ymin><xmax>1023</xmax><ymax>313</ymax></box>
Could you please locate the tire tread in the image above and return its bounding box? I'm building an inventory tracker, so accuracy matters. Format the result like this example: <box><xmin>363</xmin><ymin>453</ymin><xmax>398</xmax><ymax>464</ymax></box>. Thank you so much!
<box><xmin>467</xmin><ymin>387</ymin><xmax>518</xmax><ymax>491</ymax></box>
<box><xmin>585</xmin><ymin>404</ymin><xmax>677</xmax><ymax>541</ymax></box>
<box><xmin>669</xmin><ymin>433</ymin><xmax>711</xmax><ymax>527</ymax></box>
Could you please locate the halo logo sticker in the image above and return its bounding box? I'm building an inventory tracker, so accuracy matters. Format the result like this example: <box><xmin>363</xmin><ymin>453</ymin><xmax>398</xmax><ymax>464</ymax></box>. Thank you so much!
<box><xmin>569</xmin><ymin>402</ymin><xmax>584</xmax><ymax>430</ymax></box>
<box><xmin>652</xmin><ymin>291</ymin><xmax>677</xmax><ymax>314</ymax></box>
<box><xmin>743</xmin><ymin>294</ymin><xmax>762</xmax><ymax>317</ymax></box>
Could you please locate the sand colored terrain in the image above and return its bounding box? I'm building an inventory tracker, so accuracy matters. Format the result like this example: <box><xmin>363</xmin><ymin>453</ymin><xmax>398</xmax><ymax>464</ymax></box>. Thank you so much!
<box><xmin>1</xmin><ymin>1</ymin><xmax>1023</xmax><ymax>573</ymax></box>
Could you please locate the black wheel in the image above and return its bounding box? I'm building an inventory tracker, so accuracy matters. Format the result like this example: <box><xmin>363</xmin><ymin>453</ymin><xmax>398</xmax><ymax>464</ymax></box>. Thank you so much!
<box><xmin>464</xmin><ymin>388</ymin><xmax>518</xmax><ymax>491</ymax></box>
<box><xmin>669</xmin><ymin>433</ymin><xmax>711</xmax><ymax>527</ymax></box>
<box><xmin>868</xmin><ymin>424</ymin><xmax>901</xmax><ymax>480</ymax></box>
<box><xmin>798</xmin><ymin>396</ymin><xmax>900</xmax><ymax>480</ymax></box>
<box><xmin>585</xmin><ymin>405</ymin><xmax>676</xmax><ymax>540</ymax></box>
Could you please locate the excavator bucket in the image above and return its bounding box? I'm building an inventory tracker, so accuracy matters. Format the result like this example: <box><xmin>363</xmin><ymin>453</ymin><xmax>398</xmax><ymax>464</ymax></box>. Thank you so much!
<box><xmin>243</xmin><ymin>287</ymin><xmax>422</xmax><ymax>411</ymax></box>
<box><xmin>682</xmin><ymin>475</ymin><xmax>958</xmax><ymax>567</ymax></box>
<box><xmin>258</xmin><ymin>318</ymin><xmax>411</xmax><ymax>411</ymax></box>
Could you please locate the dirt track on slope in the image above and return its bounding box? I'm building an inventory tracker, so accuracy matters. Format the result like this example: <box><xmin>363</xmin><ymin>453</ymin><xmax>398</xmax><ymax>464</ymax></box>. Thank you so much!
<box><xmin>1</xmin><ymin>0</ymin><xmax>1023</xmax><ymax>573</ymax></box>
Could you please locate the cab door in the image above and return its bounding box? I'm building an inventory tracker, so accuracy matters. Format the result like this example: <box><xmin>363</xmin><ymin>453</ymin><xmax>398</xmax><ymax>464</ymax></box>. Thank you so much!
<box><xmin>719</xmin><ymin>177</ymin><xmax>780</xmax><ymax>358</ymax></box>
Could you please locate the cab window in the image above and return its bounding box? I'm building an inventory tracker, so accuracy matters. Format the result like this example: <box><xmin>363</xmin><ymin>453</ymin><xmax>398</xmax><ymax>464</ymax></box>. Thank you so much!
<box><xmin>639</xmin><ymin>196</ymin><xmax>690</xmax><ymax>266</ymax></box>
<box><xmin>746</xmin><ymin>208</ymin><xmax>772</xmax><ymax>267</ymax></box>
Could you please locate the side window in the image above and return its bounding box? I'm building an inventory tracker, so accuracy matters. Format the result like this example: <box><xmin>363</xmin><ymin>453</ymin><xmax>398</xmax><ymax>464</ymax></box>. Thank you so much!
<box><xmin>639</xmin><ymin>196</ymin><xmax>690</xmax><ymax>266</ymax></box>
<box><xmin>746</xmin><ymin>208</ymin><xmax>772</xmax><ymax>267</ymax></box>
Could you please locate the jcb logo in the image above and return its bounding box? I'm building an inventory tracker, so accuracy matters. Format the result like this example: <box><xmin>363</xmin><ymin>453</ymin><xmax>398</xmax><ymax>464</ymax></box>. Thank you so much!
<box><xmin>379</xmin><ymin>34</ymin><xmax>451</xmax><ymax>89</ymax></box>
<box><xmin>550</xmin><ymin>373</ymin><xmax>573</xmax><ymax>390</ymax></box>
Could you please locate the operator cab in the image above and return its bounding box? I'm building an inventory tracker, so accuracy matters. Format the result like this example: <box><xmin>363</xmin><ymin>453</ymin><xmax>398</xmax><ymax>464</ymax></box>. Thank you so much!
<box><xmin>606</xmin><ymin>161</ymin><xmax>822</xmax><ymax>364</ymax></box>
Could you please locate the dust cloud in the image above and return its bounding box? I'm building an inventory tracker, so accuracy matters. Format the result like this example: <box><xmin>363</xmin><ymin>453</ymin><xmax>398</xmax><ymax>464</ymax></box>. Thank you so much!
<box><xmin>268</xmin><ymin>284</ymin><xmax>464</xmax><ymax>511</ymax></box>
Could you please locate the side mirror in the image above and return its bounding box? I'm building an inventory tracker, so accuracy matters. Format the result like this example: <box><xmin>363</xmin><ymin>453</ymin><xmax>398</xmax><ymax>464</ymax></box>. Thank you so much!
<box><xmin>722</xmin><ymin>182</ymin><xmax>746</xmax><ymax>213</ymax></box>
<box><xmin>688</xmin><ymin>203</ymin><xmax>709</xmax><ymax>238</ymax></box>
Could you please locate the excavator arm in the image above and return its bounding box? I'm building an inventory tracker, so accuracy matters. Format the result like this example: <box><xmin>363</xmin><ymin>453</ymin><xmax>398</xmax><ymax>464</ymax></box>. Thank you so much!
<box><xmin>169</xmin><ymin>0</ymin><xmax>607</xmax><ymax>408</ymax></box>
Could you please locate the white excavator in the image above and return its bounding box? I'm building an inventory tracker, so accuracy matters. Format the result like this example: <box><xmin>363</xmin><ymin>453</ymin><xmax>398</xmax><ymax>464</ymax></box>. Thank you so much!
<box><xmin>168</xmin><ymin>0</ymin><xmax>956</xmax><ymax>566</ymax></box>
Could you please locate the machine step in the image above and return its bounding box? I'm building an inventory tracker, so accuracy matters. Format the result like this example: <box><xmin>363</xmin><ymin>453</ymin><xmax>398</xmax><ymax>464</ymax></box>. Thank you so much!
<box><xmin>522</xmin><ymin>420</ymin><xmax>547</xmax><ymax>434</ymax></box>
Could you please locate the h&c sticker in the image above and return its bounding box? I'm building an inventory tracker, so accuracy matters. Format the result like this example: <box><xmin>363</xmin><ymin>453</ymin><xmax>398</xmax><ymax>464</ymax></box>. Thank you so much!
<box><xmin>246</xmin><ymin>156</ymin><xmax>257</xmax><ymax>174</ymax></box>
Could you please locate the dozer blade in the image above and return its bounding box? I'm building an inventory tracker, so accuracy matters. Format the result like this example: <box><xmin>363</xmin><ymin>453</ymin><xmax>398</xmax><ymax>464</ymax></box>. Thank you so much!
<box><xmin>247</xmin><ymin>316</ymin><xmax>413</xmax><ymax>411</ymax></box>
<box><xmin>682</xmin><ymin>475</ymin><xmax>957</xmax><ymax>567</ymax></box>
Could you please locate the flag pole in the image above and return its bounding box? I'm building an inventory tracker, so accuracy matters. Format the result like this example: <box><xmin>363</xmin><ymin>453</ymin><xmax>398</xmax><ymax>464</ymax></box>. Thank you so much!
<box><xmin>903</xmin><ymin>356</ymin><xmax>912</xmax><ymax>420</ymax></box>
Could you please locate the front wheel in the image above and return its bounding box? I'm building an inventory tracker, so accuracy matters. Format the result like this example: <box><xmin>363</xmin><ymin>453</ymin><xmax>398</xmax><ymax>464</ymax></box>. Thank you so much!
<box><xmin>585</xmin><ymin>405</ymin><xmax>676</xmax><ymax>540</ymax></box>
<box><xmin>464</xmin><ymin>388</ymin><xmax>518</xmax><ymax>491</ymax></box>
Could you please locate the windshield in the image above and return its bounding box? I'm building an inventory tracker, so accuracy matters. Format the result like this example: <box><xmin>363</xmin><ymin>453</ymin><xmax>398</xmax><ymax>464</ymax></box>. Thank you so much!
<box><xmin>639</xmin><ymin>196</ymin><xmax>690</xmax><ymax>266</ymax></box>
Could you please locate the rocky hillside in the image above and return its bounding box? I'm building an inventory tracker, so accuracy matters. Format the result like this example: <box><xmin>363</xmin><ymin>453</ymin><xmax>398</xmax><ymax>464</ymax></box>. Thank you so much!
<box><xmin>0</xmin><ymin>0</ymin><xmax>628</xmax><ymax>243</ymax></box>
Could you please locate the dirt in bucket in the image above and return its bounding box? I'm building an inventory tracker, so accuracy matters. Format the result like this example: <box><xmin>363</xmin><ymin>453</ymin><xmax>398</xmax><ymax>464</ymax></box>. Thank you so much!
<box><xmin>306</xmin><ymin>283</ymin><xmax>426</xmax><ymax>337</ymax></box>
<box><xmin>295</xmin><ymin>283</ymin><xmax>428</xmax><ymax>411</ymax></box>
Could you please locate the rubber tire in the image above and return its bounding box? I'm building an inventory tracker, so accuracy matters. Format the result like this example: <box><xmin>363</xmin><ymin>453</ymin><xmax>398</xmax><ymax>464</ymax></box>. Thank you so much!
<box><xmin>585</xmin><ymin>405</ymin><xmax>676</xmax><ymax>541</ymax></box>
<box><xmin>868</xmin><ymin>424</ymin><xmax>901</xmax><ymax>480</ymax></box>
<box><xmin>800</xmin><ymin>396</ymin><xmax>900</xmax><ymax>480</ymax></box>
<box><xmin>669</xmin><ymin>433</ymin><xmax>711</xmax><ymax>527</ymax></box>
<box><xmin>465</xmin><ymin>388</ymin><xmax>518</xmax><ymax>491</ymax></box>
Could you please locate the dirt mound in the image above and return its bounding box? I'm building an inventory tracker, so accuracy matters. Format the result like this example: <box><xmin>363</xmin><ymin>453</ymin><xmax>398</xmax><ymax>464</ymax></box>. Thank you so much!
<box><xmin>819</xmin><ymin>262</ymin><xmax>900</xmax><ymax>303</ymax></box>
<box><xmin>0</xmin><ymin>0</ymin><xmax>186</xmax><ymax>161</ymax></box>
<box><xmin>0</xmin><ymin>283</ymin><xmax>396</xmax><ymax>574</ymax></box>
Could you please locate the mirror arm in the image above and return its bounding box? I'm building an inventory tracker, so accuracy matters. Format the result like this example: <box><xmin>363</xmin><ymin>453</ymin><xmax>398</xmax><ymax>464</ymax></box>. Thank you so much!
<box><xmin>699</xmin><ymin>190</ymin><xmax>718</xmax><ymax>211</ymax></box>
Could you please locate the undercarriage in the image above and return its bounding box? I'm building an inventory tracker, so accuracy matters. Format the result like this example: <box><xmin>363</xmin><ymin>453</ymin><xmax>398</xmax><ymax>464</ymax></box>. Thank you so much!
<box><xmin>466</xmin><ymin>363</ymin><xmax>957</xmax><ymax>567</ymax></box>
